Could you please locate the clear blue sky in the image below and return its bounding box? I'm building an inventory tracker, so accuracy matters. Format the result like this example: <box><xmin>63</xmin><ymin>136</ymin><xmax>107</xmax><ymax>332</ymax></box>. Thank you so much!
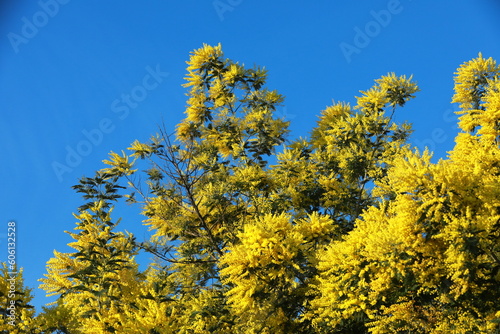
<box><xmin>1</xmin><ymin>0</ymin><xmax>499</xmax><ymax>312</ymax></box>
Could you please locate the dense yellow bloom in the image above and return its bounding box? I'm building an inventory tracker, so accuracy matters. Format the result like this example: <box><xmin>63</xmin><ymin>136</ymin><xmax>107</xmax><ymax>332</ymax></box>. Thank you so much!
<box><xmin>452</xmin><ymin>53</ymin><xmax>500</xmax><ymax>111</ymax></box>
<box><xmin>101</xmin><ymin>150</ymin><xmax>137</xmax><ymax>176</ymax></box>
<box><xmin>453</xmin><ymin>53</ymin><xmax>500</xmax><ymax>134</ymax></box>
<box><xmin>0</xmin><ymin>265</ymin><xmax>39</xmax><ymax>333</ymax></box>
<box><xmin>38</xmin><ymin>48</ymin><xmax>500</xmax><ymax>333</ymax></box>
<box><xmin>310</xmin><ymin>55</ymin><xmax>500</xmax><ymax>333</ymax></box>
<box><xmin>356</xmin><ymin>72</ymin><xmax>419</xmax><ymax>113</ymax></box>
<box><xmin>220</xmin><ymin>212</ymin><xmax>337</xmax><ymax>332</ymax></box>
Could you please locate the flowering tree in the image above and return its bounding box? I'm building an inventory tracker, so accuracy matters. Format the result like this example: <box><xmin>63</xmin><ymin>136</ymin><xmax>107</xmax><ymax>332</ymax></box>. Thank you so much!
<box><xmin>38</xmin><ymin>46</ymin><xmax>500</xmax><ymax>333</ymax></box>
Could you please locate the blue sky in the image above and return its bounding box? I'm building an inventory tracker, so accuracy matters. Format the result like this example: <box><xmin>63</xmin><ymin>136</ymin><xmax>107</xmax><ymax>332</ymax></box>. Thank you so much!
<box><xmin>1</xmin><ymin>0</ymin><xmax>499</xmax><ymax>312</ymax></box>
